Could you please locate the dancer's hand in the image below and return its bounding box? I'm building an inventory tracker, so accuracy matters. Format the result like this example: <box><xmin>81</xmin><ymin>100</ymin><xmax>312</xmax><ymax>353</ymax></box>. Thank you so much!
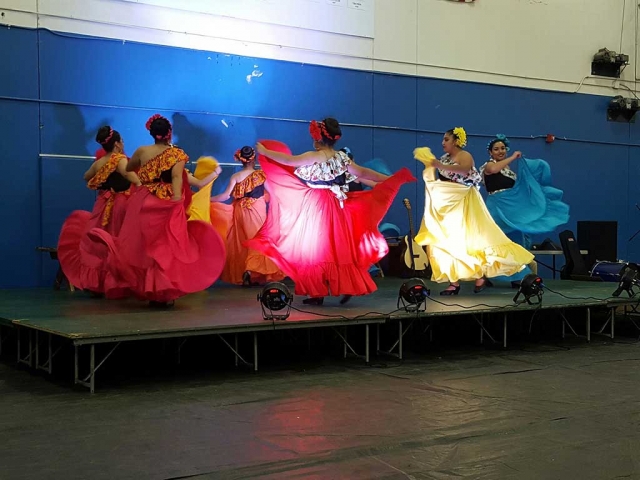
<box><xmin>214</xmin><ymin>166</ymin><xmax>222</xmax><ymax>176</ymax></box>
<box><xmin>513</xmin><ymin>151</ymin><xmax>522</xmax><ymax>159</ymax></box>
<box><xmin>171</xmin><ymin>195</ymin><xmax>182</xmax><ymax>202</ymax></box>
<box><xmin>255</xmin><ymin>142</ymin><xmax>267</xmax><ymax>155</ymax></box>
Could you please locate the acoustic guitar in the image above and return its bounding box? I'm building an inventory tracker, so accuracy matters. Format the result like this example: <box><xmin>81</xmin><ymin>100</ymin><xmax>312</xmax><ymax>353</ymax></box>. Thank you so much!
<box><xmin>402</xmin><ymin>198</ymin><xmax>429</xmax><ymax>272</ymax></box>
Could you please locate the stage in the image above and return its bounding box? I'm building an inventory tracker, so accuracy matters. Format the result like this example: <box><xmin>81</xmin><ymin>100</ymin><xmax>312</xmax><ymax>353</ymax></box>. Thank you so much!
<box><xmin>0</xmin><ymin>278</ymin><xmax>637</xmax><ymax>393</ymax></box>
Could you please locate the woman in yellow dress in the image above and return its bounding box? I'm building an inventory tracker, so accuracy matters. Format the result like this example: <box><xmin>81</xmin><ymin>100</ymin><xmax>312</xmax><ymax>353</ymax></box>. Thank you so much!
<box><xmin>414</xmin><ymin>127</ymin><xmax>534</xmax><ymax>295</ymax></box>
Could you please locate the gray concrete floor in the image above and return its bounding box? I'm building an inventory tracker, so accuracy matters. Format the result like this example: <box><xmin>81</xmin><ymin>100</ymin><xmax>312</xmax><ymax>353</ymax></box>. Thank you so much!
<box><xmin>3</xmin><ymin>336</ymin><xmax>640</xmax><ymax>479</ymax></box>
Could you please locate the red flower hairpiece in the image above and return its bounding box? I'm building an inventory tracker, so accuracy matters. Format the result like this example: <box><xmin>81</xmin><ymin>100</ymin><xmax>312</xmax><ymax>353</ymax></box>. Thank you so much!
<box><xmin>234</xmin><ymin>147</ymin><xmax>256</xmax><ymax>163</ymax></box>
<box><xmin>309</xmin><ymin>120</ymin><xmax>323</xmax><ymax>142</ymax></box>
<box><xmin>310</xmin><ymin>120</ymin><xmax>341</xmax><ymax>142</ymax></box>
<box><xmin>155</xmin><ymin>130</ymin><xmax>172</xmax><ymax>141</ymax></box>
<box><xmin>145</xmin><ymin>114</ymin><xmax>164</xmax><ymax>131</ymax></box>
<box><xmin>99</xmin><ymin>128</ymin><xmax>114</xmax><ymax>145</ymax></box>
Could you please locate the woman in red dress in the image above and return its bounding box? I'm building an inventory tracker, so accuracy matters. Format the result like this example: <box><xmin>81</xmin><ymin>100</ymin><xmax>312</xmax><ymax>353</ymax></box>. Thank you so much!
<box><xmin>211</xmin><ymin>146</ymin><xmax>285</xmax><ymax>286</ymax></box>
<box><xmin>58</xmin><ymin>126</ymin><xmax>141</xmax><ymax>293</ymax></box>
<box><xmin>247</xmin><ymin>118</ymin><xmax>416</xmax><ymax>305</ymax></box>
<box><xmin>90</xmin><ymin>114</ymin><xmax>226</xmax><ymax>306</ymax></box>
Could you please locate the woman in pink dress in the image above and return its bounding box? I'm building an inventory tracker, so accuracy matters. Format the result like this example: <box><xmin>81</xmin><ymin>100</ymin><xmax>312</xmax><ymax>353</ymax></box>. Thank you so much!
<box><xmin>89</xmin><ymin>114</ymin><xmax>226</xmax><ymax>306</ymax></box>
<box><xmin>247</xmin><ymin>117</ymin><xmax>416</xmax><ymax>305</ymax></box>
<box><xmin>58</xmin><ymin>126</ymin><xmax>140</xmax><ymax>293</ymax></box>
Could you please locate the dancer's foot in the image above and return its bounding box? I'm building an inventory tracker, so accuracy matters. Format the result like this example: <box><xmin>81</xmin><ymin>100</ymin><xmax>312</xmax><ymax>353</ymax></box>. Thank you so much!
<box><xmin>149</xmin><ymin>300</ymin><xmax>175</xmax><ymax>309</ymax></box>
<box><xmin>242</xmin><ymin>271</ymin><xmax>251</xmax><ymax>287</ymax></box>
<box><xmin>473</xmin><ymin>277</ymin><xmax>493</xmax><ymax>293</ymax></box>
<box><xmin>302</xmin><ymin>297</ymin><xmax>324</xmax><ymax>306</ymax></box>
<box><xmin>440</xmin><ymin>283</ymin><xmax>460</xmax><ymax>296</ymax></box>
<box><xmin>339</xmin><ymin>294</ymin><xmax>353</xmax><ymax>305</ymax></box>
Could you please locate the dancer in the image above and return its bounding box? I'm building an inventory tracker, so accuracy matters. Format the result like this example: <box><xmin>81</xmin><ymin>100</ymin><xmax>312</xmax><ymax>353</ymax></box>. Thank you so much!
<box><xmin>211</xmin><ymin>146</ymin><xmax>285</xmax><ymax>286</ymax></box>
<box><xmin>480</xmin><ymin>134</ymin><xmax>570</xmax><ymax>248</ymax></box>
<box><xmin>413</xmin><ymin>127</ymin><xmax>534</xmax><ymax>295</ymax></box>
<box><xmin>58</xmin><ymin>126</ymin><xmax>140</xmax><ymax>293</ymax></box>
<box><xmin>247</xmin><ymin>117</ymin><xmax>416</xmax><ymax>305</ymax></box>
<box><xmin>89</xmin><ymin>114</ymin><xmax>226</xmax><ymax>305</ymax></box>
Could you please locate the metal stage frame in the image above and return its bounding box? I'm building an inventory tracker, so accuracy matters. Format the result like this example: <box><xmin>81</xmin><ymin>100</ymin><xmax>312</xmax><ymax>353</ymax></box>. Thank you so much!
<box><xmin>0</xmin><ymin>279</ymin><xmax>637</xmax><ymax>393</ymax></box>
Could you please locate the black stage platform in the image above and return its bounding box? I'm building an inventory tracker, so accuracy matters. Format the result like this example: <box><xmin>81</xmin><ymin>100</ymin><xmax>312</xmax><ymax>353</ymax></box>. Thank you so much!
<box><xmin>0</xmin><ymin>279</ymin><xmax>637</xmax><ymax>392</ymax></box>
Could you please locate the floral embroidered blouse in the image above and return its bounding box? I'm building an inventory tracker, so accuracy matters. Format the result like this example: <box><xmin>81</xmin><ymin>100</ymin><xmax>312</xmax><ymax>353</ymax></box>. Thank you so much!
<box><xmin>138</xmin><ymin>147</ymin><xmax>189</xmax><ymax>200</ymax></box>
<box><xmin>438</xmin><ymin>153</ymin><xmax>482</xmax><ymax>188</ymax></box>
<box><xmin>294</xmin><ymin>150</ymin><xmax>357</xmax><ymax>206</ymax></box>
<box><xmin>231</xmin><ymin>170</ymin><xmax>266</xmax><ymax>209</ymax></box>
<box><xmin>87</xmin><ymin>153</ymin><xmax>132</xmax><ymax>227</ymax></box>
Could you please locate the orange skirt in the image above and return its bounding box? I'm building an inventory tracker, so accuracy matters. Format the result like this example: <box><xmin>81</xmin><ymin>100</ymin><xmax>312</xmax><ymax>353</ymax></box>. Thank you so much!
<box><xmin>221</xmin><ymin>196</ymin><xmax>285</xmax><ymax>285</ymax></box>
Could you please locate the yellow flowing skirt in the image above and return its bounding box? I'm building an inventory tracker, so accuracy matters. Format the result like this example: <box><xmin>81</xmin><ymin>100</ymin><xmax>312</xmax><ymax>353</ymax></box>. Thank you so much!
<box><xmin>414</xmin><ymin>158</ymin><xmax>534</xmax><ymax>283</ymax></box>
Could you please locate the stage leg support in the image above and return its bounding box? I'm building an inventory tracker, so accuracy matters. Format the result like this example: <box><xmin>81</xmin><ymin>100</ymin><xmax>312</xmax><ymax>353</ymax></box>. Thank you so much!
<box><xmin>377</xmin><ymin>319</ymin><xmax>416</xmax><ymax>360</ymax></box>
<box><xmin>16</xmin><ymin>327</ymin><xmax>34</xmax><ymax>368</ymax></box>
<box><xmin>253</xmin><ymin>333</ymin><xmax>258</xmax><ymax>372</ymax></box>
<box><xmin>503</xmin><ymin>314</ymin><xmax>508</xmax><ymax>349</ymax></box>
<box><xmin>365</xmin><ymin>324</ymin><xmax>370</xmax><ymax>365</ymax></box>
<box><xmin>343</xmin><ymin>327</ymin><xmax>347</xmax><ymax>359</ymax></box>
<box><xmin>74</xmin><ymin>342</ymin><xmax>120</xmax><ymax>394</ymax></box>
<box><xmin>611</xmin><ymin>308</ymin><xmax>615</xmax><ymax>339</ymax></box>
<box><xmin>217</xmin><ymin>334</ymin><xmax>252</xmax><ymax>369</ymax></box>
<box><xmin>36</xmin><ymin>332</ymin><xmax>59</xmax><ymax>374</ymax></box>
<box><xmin>331</xmin><ymin>324</ymin><xmax>371</xmax><ymax>363</ymax></box>
<box><xmin>596</xmin><ymin>307</ymin><xmax>616</xmax><ymax>339</ymax></box>
<box><xmin>474</xmin><ymin>313</ymin><xmax>497</xmax><ymax>346</ymax></box>
<box><xmin>559</xmin><ymin>308</ymin><xmax>591</xmax><ymax>343</ymax></box>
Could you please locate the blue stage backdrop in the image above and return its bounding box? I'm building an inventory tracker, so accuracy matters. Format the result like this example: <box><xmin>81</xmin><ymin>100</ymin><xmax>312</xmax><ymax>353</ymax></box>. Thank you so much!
<box><xmin>1</xmin><ymin>27</ymin><xmax>639</xmax><ymax>287</ymax></box>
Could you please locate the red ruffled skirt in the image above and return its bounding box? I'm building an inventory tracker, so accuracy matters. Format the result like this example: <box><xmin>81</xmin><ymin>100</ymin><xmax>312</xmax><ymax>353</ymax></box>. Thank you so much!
<box><xmin>58</xmin><ymin>190</ymin><xmax>130</xmax><ymax>293</ymax></box>
<box><xmin>89</xmin><ymin>186</ymin><xmax>226</xmax><ymax>302</ymax></box>
<box><xmin>245</xmin><ymin>140</ymin><xmax>416</xmax><ymax>297</ymax></box>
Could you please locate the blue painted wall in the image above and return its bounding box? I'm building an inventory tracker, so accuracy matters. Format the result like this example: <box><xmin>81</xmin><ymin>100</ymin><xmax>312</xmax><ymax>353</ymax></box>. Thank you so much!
<box><xmin>1</xmin><ymin>26</ymin><xmax>639</xmax><ymax>287</ymax></box>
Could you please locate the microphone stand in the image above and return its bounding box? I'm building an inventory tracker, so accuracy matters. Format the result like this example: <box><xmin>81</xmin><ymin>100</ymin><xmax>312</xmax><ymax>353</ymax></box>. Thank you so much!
<box><xmin>629</xmin><ymin>204</ymin><xmax>640</xmax><ymax>242</ymax></box>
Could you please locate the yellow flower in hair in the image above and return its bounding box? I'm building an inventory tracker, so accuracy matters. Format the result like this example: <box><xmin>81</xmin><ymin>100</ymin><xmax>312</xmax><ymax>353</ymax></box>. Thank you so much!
<box><xmin>452</xmin><ymin>127</ymin><xmax>467</xmax><ymax>148</ymax></box>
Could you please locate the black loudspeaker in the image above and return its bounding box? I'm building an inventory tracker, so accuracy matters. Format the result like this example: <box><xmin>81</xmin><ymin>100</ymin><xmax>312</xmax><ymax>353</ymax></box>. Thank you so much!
<box><xmin>577</xmin><ymin>221</ymin><xmax>618</xmax><ymax>268</ymax></box>
<box><xmin>559</xmin><ymin>230</ymin><xmax>590</xmax><ymax>279</ymax></box>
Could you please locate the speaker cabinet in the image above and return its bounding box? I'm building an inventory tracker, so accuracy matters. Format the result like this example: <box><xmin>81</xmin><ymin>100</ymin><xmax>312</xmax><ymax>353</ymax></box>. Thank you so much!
<box><xmin>577</xmin><ymin>221</ymin><xmax>618</xmax><ymax>268</ymax></box>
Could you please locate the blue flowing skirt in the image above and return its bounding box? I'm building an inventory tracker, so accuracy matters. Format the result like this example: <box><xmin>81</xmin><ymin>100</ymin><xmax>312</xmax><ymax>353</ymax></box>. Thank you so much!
<box><xmin>486</xmin><ymin>158</ymin><xmax>569</xmax><ymax>281</ymax></box>
<box><xmin>485</xmin><ymin>158</ymin><xmax>569</xmax><ymax>235</ymax></box>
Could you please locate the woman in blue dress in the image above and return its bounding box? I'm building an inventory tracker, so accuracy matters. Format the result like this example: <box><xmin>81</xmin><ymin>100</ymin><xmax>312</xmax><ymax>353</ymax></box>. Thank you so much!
<box><xmin>479</xmin><ymin>134</ymin><xmax>570</xmax><ymax>282</ymax></box>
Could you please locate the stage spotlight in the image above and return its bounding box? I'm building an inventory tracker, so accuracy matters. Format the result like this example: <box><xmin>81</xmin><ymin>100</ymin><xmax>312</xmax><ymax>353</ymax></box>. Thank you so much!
<box><xmin>257</xmin><ymin>282</ymin><xmax>293</xmax><ymax>320</ymax></box>
<box><xmin>513</xmin><ymin>274</ymin><xmax>544</xmax><ymax>305</ymax></box>
<box><xmin>397</xmin><ymin>278</ymin><xmax>430</xmax><ymax>312</ymax></box>
<box><xmin>612</xmin><ymin>264</ymin><xmax>640</xmax><ymax>297</ymax></box>
<box><xmin>607</xmin><ymin>95</ymin><xmax>640</xmax><ymax>122</ymax></box>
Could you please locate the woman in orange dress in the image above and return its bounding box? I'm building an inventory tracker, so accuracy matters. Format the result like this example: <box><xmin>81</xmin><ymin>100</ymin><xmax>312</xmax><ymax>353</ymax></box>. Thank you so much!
<box><xmin>89</xmin><ymin>114</ymin><xmax>226</xmax><ymax>305</ymax></box>
<box><xmin>211</xmin><ymin>146</ymin><xmax>285</xmax><ymax>286</ymax></box>
<box><xmin>58</xmin><ymin>126</ymin><xmax>140</xmax><ymax>293</ymax></box>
